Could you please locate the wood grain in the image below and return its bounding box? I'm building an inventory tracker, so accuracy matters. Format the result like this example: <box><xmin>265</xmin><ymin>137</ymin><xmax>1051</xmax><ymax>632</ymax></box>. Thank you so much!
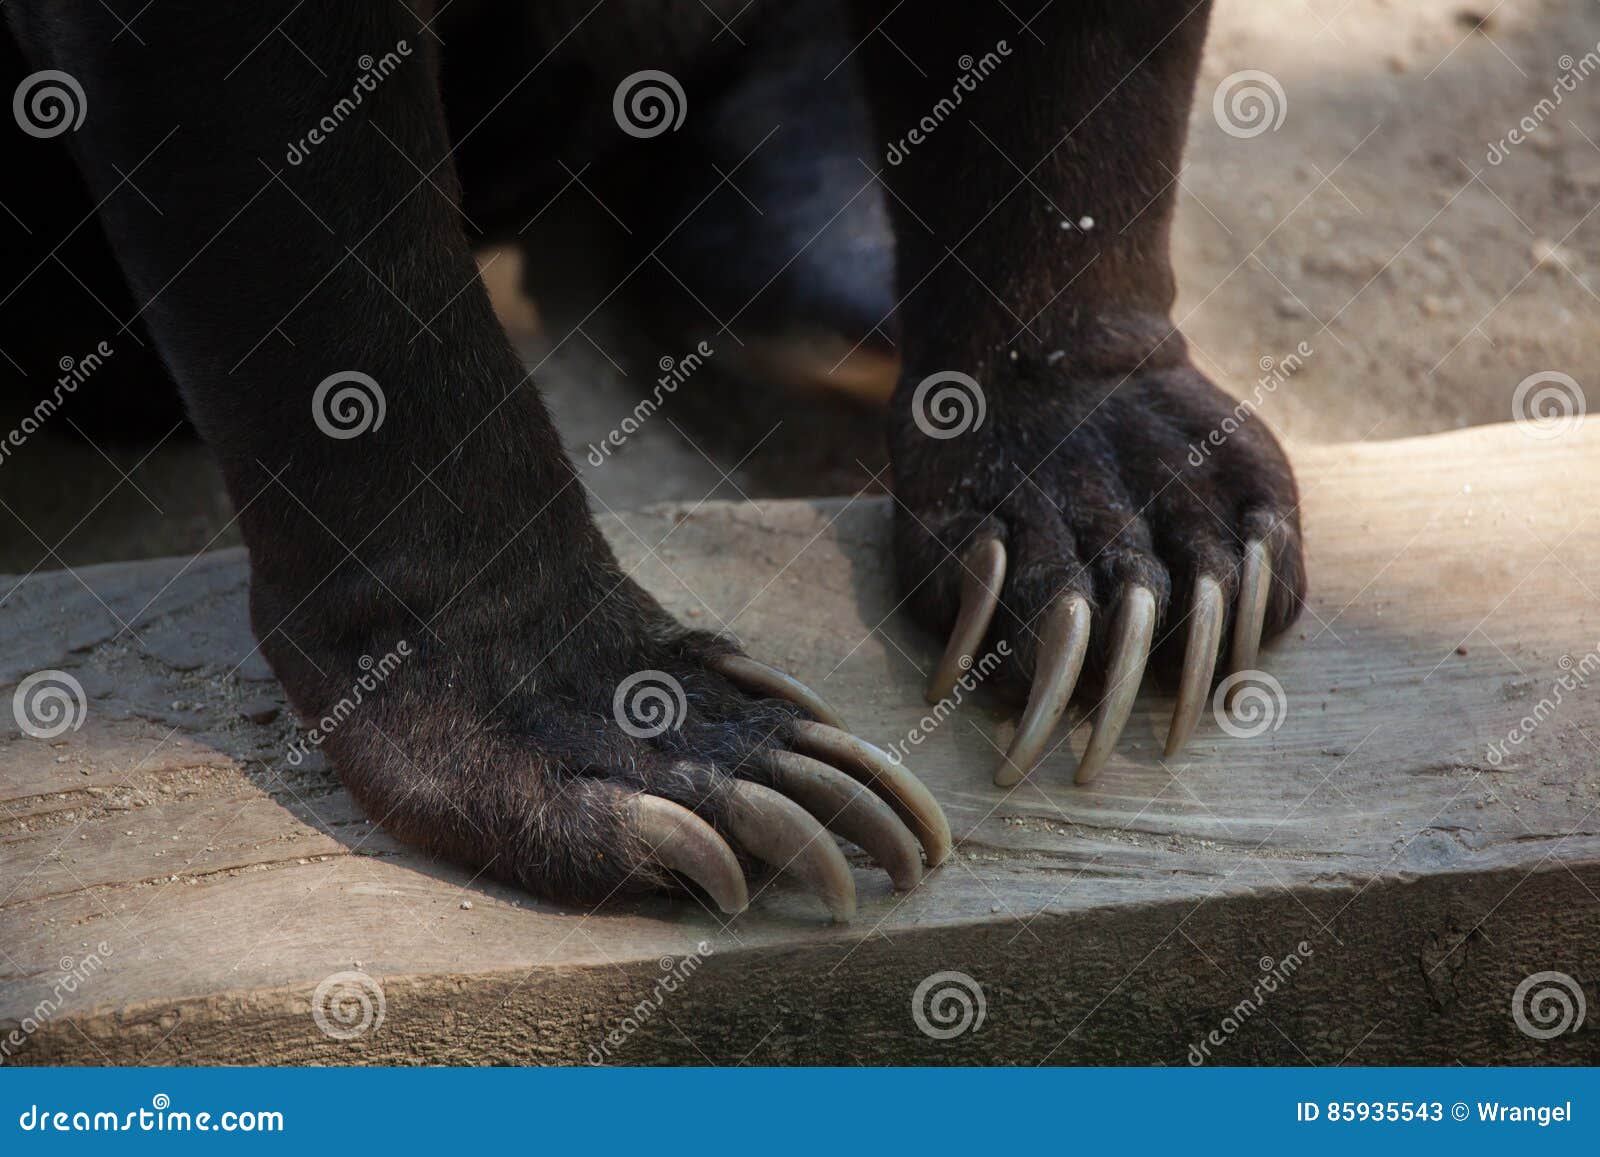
<box><xmin>3</xmin><ymin>422</ymin><xmax>1599</xmax><ymax>1064</ymax></box>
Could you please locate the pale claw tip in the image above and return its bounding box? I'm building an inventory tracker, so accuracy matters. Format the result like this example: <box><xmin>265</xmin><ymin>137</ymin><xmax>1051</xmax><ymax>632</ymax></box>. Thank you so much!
<box><xmin>625</xmin><ymin>793</ymin><xmax>749</xmax><ymax>915</ymax></box>
<box><xmin>1227</xmin><ymin>540</ymin><xmax>1272</xmax><ymax>694</ymax></box>
<box><xmin>1074</xmin><ymin>586</ymin><xmax>1157</xmax><ymax>785</ymax></box>
<box><xmin>726</xmin><ymin>780</ymin><xmax>857</xmax><ymax>922</ymax></box>
<box><xmin>709</xmin><ymin>653</ymin><xmax>848</xmax><ymax>730</ymax></box>
<box><xmin>1164</xmin><ymin>576</ymin><xmax>1225</xmax><ymax>758</ymax></box>
<box><xmin>766</xmin><ymin>750</ymin><xmax>923</xmax><ymax>892</ymax></box>
<box><xmin>790</xmin><ymin>721</ymin><xmax>953</xmax><ymax>868</ymax></box>
<box><xmin>926</xmin><ymin>537</ymin><xmax>1006</xmax><ymax>703</ymax></box>
<box><xmin>997</xmin><ymin>594</ymin><xmax>1091</xmax><ymax>785</ymax></box>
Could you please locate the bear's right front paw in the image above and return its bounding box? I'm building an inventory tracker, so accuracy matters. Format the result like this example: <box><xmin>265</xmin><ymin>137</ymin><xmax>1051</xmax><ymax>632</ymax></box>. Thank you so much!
<box><xmin>269</xmin><ymin>592</ymin><xmax>950</xmax><ymax>923</ymax></box>
<box><xmin>888</xmin><ymin>356</ymin><xmax>1305</xmax><ymax>787</ymax></box>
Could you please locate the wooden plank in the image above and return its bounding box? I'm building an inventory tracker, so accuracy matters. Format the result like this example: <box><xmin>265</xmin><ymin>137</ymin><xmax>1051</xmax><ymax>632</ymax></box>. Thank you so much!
<box><xmin>3</xmin><ymin>422</ymin><xmax>1599</xmax><ymax>1064</ymax></box>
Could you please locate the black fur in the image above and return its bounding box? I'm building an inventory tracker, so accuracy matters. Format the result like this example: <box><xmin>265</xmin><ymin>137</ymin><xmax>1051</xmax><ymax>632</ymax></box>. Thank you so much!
<box><xmin>851</xmin><ymin>0</ymin><xmax>1303</xmax><ymax>689</ymax></box>
<box><xmin>2</xmin><ymin>0</ymin><xmax>1302</xmax><ymax>906</ymax></box>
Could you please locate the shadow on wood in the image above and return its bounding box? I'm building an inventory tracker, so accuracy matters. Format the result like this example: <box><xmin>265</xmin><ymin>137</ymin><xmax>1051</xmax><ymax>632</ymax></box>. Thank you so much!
<box><xmin>3</xmin><ymin>422</ymin><xmax>1598</xmax><ymax>1064</ymax></box>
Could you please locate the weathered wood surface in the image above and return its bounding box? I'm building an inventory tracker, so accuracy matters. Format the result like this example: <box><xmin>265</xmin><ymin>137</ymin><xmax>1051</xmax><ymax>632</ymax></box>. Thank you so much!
<box><xmin>3</xmin><ymin>422</ymin><xmax>1599</xmax><ymax>1065</ymax></box>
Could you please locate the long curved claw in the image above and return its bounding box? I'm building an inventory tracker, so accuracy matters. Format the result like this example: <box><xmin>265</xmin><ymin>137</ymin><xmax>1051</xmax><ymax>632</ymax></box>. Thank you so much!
<box><xmin>624</xmin><ymin>793</ymin><xmax>749</xmax><ymax>915</ymax></box>
<box><xmin>926</xmin><ymin>537</ymin><xmax>1006</xmax><ymax>704</ymax></box>
<box><xmin>725</xmin><ymin>780</ymin><xmax>857</xmax><ymax>922</ymax></box>
<box><xmin>1165</xmin><ymin>576</ymin><xmax>1225</xmax><ymax>758</ymax></box>
<box><xmin>709</xmin><ymin>654</ymin><xmax>848</xmax><ymax>730</ymax></box>
<box><xmin>789</xmin><ymin>720</ymin><xmax>953</xmax><ymax>867</ymax></box>
<box><xmin>1227</xmin><ymin>541</ymin><xmax>1271</xmax><ymax>706</ymax></box>
<box><xmin>764</xmin><ymin>750</ymin><xmax>922</xmax><ymax>891</ymax></box>
<box><xmin>995</xmin><ymin>594</ymin><xmax>1091</xmax><ymax>787</ymax></box>
<box><xmin>1074</xmin><ymin>585</ymin><xmax>1157</xmax><ymax>785</ymax></box>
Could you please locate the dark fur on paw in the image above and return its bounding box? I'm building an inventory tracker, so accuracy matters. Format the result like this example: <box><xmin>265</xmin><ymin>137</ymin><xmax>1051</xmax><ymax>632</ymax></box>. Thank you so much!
<box><xmin>259</xmin><ymin>510</ymin><xmax>949</xmax><ymax>923</ymax></box>
<box><xmin>888</xmin><ymin>342</ymin><xmax>1305</xmax><ymax>787</ymax></box>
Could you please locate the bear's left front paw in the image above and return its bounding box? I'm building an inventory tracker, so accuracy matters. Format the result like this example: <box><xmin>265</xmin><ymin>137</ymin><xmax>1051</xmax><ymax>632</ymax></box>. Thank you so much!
<box><xmin>889</xmin><ymin>358</ymin><xmax>1306</xmax><ymax>786</ymax></box>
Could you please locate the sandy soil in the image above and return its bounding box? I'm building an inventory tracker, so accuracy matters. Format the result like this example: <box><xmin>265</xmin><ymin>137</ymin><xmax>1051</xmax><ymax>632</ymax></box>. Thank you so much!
<box><xmin>3</xmin><ymin>0</ymin><xmax>1594</xmax><ymax>569</ymax></box>
<box><xmin>1181</xmin><ymin>0</ymin><xmax>1598</xmax><ymax>445</ymax></box>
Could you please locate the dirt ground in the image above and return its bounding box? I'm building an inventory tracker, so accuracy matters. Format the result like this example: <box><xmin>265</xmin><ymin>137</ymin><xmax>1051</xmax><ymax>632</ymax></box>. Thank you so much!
<box><xmin>2</xmin><ymin>0</ymin><xmax>1592</xmax><ymax>570</ymax></box>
